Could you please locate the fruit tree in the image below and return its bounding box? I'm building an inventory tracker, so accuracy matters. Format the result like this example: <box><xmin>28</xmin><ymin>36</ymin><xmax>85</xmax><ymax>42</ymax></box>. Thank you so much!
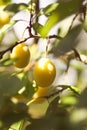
<box><xmin>0</xmin><ymin>0</ymin><xmax>87</xmax><ymax>130</ymax></box>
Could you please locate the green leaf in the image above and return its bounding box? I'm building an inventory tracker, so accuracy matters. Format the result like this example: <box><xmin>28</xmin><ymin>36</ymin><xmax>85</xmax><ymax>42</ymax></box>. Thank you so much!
<box><xmin>77</xmin><ymin>87</ymin><xmax>87</xmax><ymax>108</ymax></box>
<box><xmin>0</xmin><ymin>58</ymin><xmax>14</xmax><ymax>66</ymax></box>
<box><xmin>42</xmin><ymin>3</ymin><xmax>59</xmax><ymax>16</ymax></box>
<box><xmin>39</xmin><ymin>0</ymin><xmax>83</xmax><ymax>37</ymax></box>
<box><xmin>22</xmin><ymin>72</ymin><xmax>35</xmax><ymax>98</ymax></box>
<box><xmin>4</xmin><ymin>3</ymin><xmax>28</xmax><ymax>13</ymax></box>
<box><xmin>69</xmin><ymin>86</ymin><xmax>81</xmax><ymax>95</ymax></box>
<box><xmin>56</xmin><ymin>85</ymin><xmax>80</xmax><ymax>96</ymax></box>
<box><xmin>0</xmin><ymin>73</ymin><xmax>23</xmax><ymax>113</ymax></box>
<box><xmin>10</xmin><ymin>120</ymin><xmax>24</xmax><ymax>130</ymax></box>
<box><xmin>0</xmin><ymin>73</ymin><xmax>23</xmax><ymax>97</ymax></box>
<box><xmin>0</xmin><ymin>110</ymin><xmax>28</xmax><ymax>129</ymax></box>
<box><xmin>33</xmin><ymin>23</ymin><xmax>43</xmax><ymax>34</ymax></box>
<box><xmin>46</xmin><ymin>96</ymin><xmax>60</xmax><ymax>116</ymax></box>
<box><xmin>61</xmin><ymin>96</ymin><xmax>77</xmax><ymax>105</ymax></box>
<box><xmin>57</xmin><ymin>25</ymin><xmax>81</xmax><ymax>52</ymax></box>
<box><xmin>28</xmin><ymin>98</ymin><xmax>49</xmax><ymax>118</ymax></box>
<box><xmin>51</xmin><ymin>25</ymin><xmax>82</xmax><ymax>56</ymax></box>
<box><xmin>26</xmin><ymin>100</ymin><xmax>70</xmax><ymax>130</ymax></box>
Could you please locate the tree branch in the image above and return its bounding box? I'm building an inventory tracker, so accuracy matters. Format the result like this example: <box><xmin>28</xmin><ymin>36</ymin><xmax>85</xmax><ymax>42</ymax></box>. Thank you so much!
<box><xmin>0</xmin><ymin>34</ymin><xmax>62</xmax><ymax>59</ymax></box>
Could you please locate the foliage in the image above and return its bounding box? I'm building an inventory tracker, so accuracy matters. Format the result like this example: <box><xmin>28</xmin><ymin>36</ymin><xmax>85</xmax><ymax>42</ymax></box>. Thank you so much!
<box><xmin>0</xmin><ymin>0</ymin><xmax>87</xmax><ymax>130</ymax></box>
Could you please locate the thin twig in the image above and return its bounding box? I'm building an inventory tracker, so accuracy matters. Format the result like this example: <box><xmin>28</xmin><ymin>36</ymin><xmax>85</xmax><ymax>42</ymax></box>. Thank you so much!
<box><xmin>28</xmin><ymin>0</ymin><xmax>34</xmax><ymax>36</ymax></box>
<box><xmin>0</xmin><ymin>42</ymin><xmax>18</xmax><ymax>59</ymax></box>
<box><xmin>0</xmin><ymin>37</ymin><xmax>30</xmax><ymax>59</ymax></box>
<box><xmin>45</xmin><ymin>88</ymin><xmax>65</xmax><ymax>99</ymax></box>
<box><xmin>44</xmin><ymin>85</ymin><xmax>80</xmax><ymax>99</ymax></box>
<box><xmin>0</xmin><ymin>33</ymin><xmax>62</xmax><ymax>59</ymax></box>
<box><xmin>0</xmin><ymin>0</ymin><xmax>63</xmax><ymax>59</ymax></box>
<box><xmin>48</xmin><ymin>34</ymin><xmax>62</xmax><ymax>39</ymax></box>
<box><xmin>33</xmin><ymin>87</ymin><xmax>65</xmax><ymax>100</ymax></box>
<box><xmin>73</xmin><ymin>48</ymin><xmax>82</xmax><ymax>61</ymax></box>
<box><xmin>34</xmin><ymin>0</ymin><xmax>40</xmax><ymax>43</ymax></box>
<box><xmin>69</xmin><ymin>86</ymin><xmax>80</xmax><ymax>96</ymax></box>
<box><xmin>67</xmin><ymin>13</ymin><xmax>78</xmax><ymax>34</ymax></box>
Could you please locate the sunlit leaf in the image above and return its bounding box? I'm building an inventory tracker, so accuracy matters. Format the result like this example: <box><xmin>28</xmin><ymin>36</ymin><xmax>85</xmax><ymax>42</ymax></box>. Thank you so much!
<box><xmin>0</xmin><ymin>58</ymin><xmax>15</xmax><ymax>66</ymax></box>
<box><xmin>33</xmin><ymin>23</ymin><xmax>43</xmax><ymax>35</ymax></box>
<box><xmin>41</xmin><ymin>3</ymin><xmax>59</xmax><ymax>16</ymax></box>
<box><xmin>39</xmin><ymin>0</ymin><xmax>83</xmax><ymax>37</ymax></box>
<box><xmin>69</xmin><ymin>86</ymin><xmax>81</xmax><ymax>95</ymax></box>
<box><xmin>28</xmin><ymin>98</ymin><xmax>48</xmax><ymax>118</ymax></box>
<box><xmin>27</xmin><ymin>101</ymin><xmax>70</xmax><ymax>130</ymax></box>
<box><xmin>10</xmin><ymin>120</ymin><xmax>24</xmax><ymax>130</ymax></box>
<box><xmin>61</xmin><ymin>96</ymin><xmax>77</xmax><ymax>105</ymax></box>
